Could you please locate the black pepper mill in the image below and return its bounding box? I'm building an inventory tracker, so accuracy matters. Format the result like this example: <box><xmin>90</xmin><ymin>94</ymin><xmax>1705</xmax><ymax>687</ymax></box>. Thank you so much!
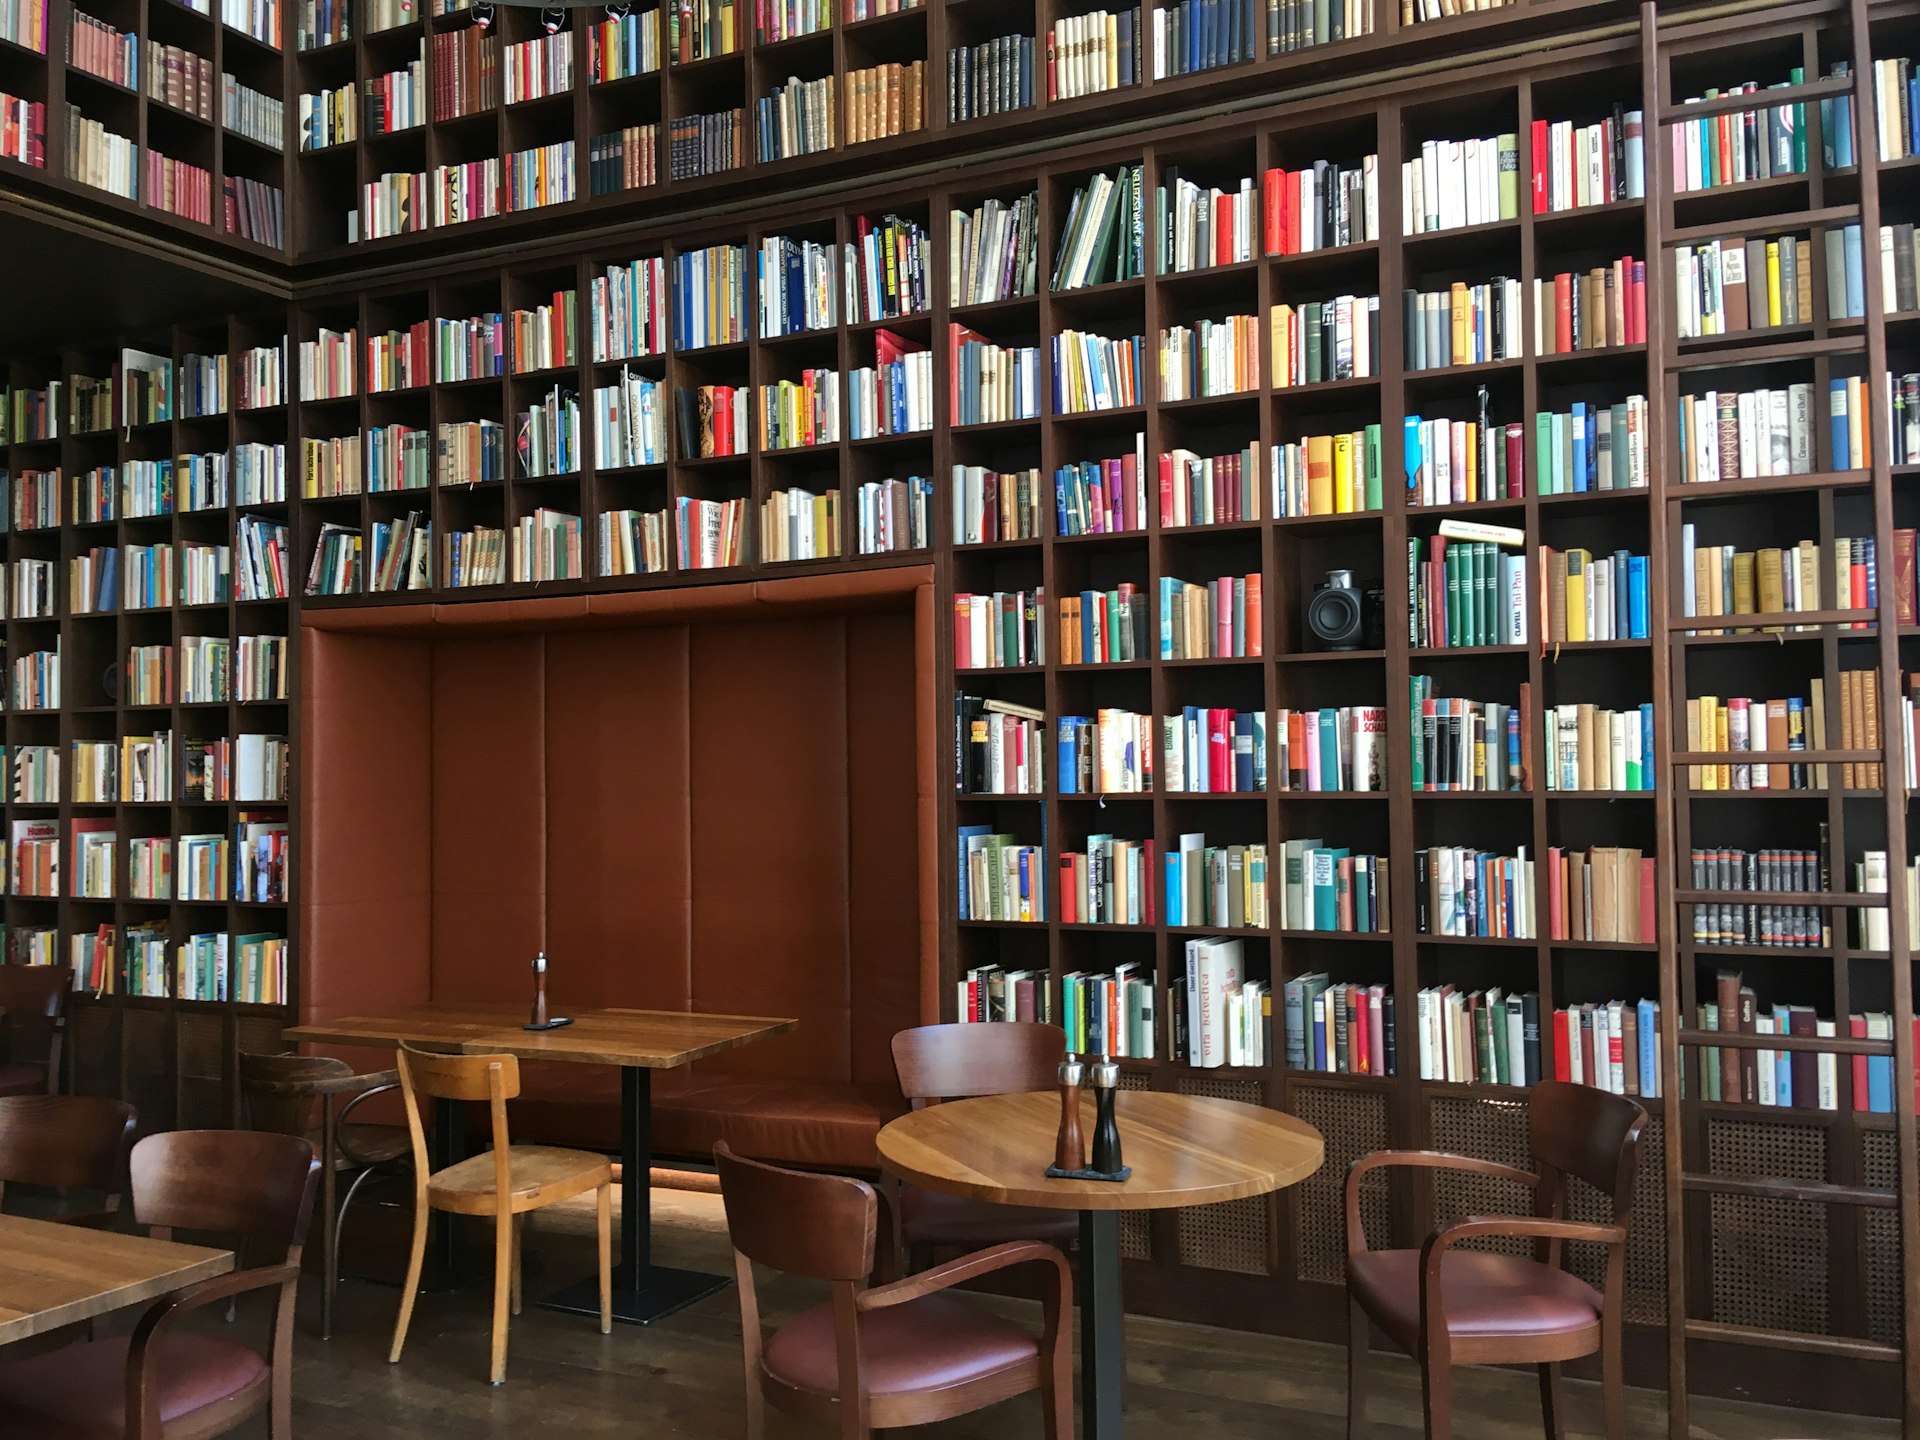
<box><xmin>1089</xmin><ymin>1054</ymin><xmax>1123</xmax><ymax>1176</ymax></box>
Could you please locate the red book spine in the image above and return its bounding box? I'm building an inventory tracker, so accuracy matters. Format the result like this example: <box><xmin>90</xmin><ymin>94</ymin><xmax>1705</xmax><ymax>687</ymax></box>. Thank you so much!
<box><xmin>1554</xmin><ymin>1009</ymin><xmax>1572</xmax><ymax>1081</ymax></box>
<box><xmin>1284</xmin><ymin>169</ymin><xmax>1300</xmax><ymax>255</ymax></box>
<box><xmin>1261</xmin><ymin>167</ymin><xmax>1282</xmax><ymax>255</ymax></box>
<box><xmin>1852</xmin><ymin>1014</ymin><xmax>1870</xmax><ymax>1111</ymax></box>
<box><xmin>1553</xmin><ymin>272</ymin><xmax>1573</xmax><ymax>354</ymax></box>
<box><xmin>1505</xmin><ymin>423</ymin><xmax>1524</xmax><ymax>497</ymax></box>
<box><xmin>1530</xmin><ymin>118</ymin><xmax>1549</xmax><ymax>213</ymax></box>
<box><xmin>1157</xmin><ymin>450</ymin><xmax>1174</xmax><ymax>526</ymax></box>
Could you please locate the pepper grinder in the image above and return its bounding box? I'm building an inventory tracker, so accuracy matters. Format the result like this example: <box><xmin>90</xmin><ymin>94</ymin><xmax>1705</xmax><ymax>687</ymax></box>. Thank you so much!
<box><xmin>1089</xmin><ymin>1054</ymin><xmax>1123</xmax><ymax>1176</ymax></box>
<box><xmin>1053</xmin><ymin>1054</ymin><xmax>1086</xmax><ymax>1172</ymax></box>
<box><xmin>523</xmin><ymin>951</ymin><xmax>574</xmax><ymax>1031</ymax></box>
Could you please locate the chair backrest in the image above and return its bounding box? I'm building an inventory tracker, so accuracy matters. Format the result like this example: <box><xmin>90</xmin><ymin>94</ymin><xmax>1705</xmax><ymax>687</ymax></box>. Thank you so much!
<box><xmin>715</xmin><ymin>1141</ymin><xmax>876</xmax><ymax>1283</ymax></box>
<box><xmin>0</xmin><ymin>964</ymin><xmax>70</xmax><ymax>1083</ymax></box>
<box><xmin>891</xmin><ymin>1022</ymin><xmax>1065</xmax><ymax>1106</ymax></box>
<box><xmin>394</xmin><ymin>1043</ymin><xmax>518</xmax><ymax>1186</ymax></box>
<box><xmin>1527</xmin><ymin>1080</ymin><xmax>1648</xmax><ymax>1222</ymax></box>
<box><xmin>238</xmin><ymin>1051</ymin><xmax>354</xmax><ymax>1137</ymax></box>
<box><xmin>0</xmin><ymin>1094</ymin><xmax>136</xmax><ymax>1203</ymax></box>
<box><xmin>130</xmin><ymin>1130</ymin><xmax>320</xmax><ymax>1264</ymax></box>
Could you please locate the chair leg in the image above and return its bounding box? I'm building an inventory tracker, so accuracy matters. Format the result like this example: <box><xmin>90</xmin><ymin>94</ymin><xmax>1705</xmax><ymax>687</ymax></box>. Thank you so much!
<box><xmin>1601</xmin><ymin>1311</ymin><xmax>1626</xmax><ymax>1440</ymax></box>
<box><xmin>1346</xmin><ymin>1301</ymin><xmax>1370</xmax><ymax>1440</ymax></box>
<box><xmin>387</xmin><ymin>1199</ymin><xmax>428</xmax><ymax>1365</ymax></box>
<box><xmin>596</xmin><ymin>1182</ymin><xmax>613</xmax><ymax>1335</ymax></box>
<box><xmin>1538</xmin><ymin>1363</ymin><xmax>1565</xmax><ymax>1440</ymax></box>
<box><xmin>510</xmin><ymin>1215</ymin><xmax>524</xmax><ymax>1317</ymax></box>
<box><xmin>490</xmin><ymin>1208</ymin><xmax>513</xmax><ymax>1385</ymax></box>
<box><xmin>1419</xmin><ymin>1348</ymin><xmax>1452</xmax><ymax>1440</ymax></box>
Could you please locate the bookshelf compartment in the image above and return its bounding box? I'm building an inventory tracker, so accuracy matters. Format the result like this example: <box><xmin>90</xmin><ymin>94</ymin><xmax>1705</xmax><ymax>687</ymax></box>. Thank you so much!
<box><xmin>1289</xmin><ymin>1080</ymin><xmax>1390</xmax><ymax>1284</ymax></box>
<box><xmin>1173</xmin><ymin>1073</ymin><xmax>1272</xmax><ymax>1275</ymax></box>
<box><xmin>1705</xmin><ymin>1116</ymin><xmax>1830</xmax><ymax>1335</ymax></box>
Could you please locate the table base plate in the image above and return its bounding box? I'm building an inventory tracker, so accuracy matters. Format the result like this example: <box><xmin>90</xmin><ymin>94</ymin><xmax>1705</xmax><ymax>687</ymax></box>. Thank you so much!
<box><xmin>538</xmin><ymin>1263</ymin><xmax>731</xmax><ymax>1326</ymax></box>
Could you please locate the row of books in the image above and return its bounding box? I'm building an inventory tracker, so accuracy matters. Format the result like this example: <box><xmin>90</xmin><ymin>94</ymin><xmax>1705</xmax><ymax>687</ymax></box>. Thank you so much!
<box><xmin>146</xmin><ymin>41</ymin><xmax>212</xmax><ymax>121</ymax></box>
<box><xmin>1697</xmin><ymin>973</ymin><xmax>1849</xmax><ymax>1111</ymax></box>
<box><xmin>1673</xmin><ymin>233</ymin><xmax>1821</xmax><ymax>339</ymax></box>
<box><xmin>949</xmin><ymin>33</ymin><xmax>1031</xmax><ymax>123</ymax></box>
<box><xmin>1671</xmin><ymin>72</ymin><xmax>1812</xmax><ymax>195</ymax></box>
<box><xmin>1684</xmin><ymin>688</ymin><xmax>1833</xmax><ymax>792</ymax></box>
<box><xmin>1408</xmin><ymin>686</ymin><xmax>1526</xmax><ymax>792</ymax></box>
<box><xmin>588</xmin><ymin>125</ymin><xmax>658</xmax><ymax>195</ymax></box>
<box><xmin>1061</xmin><ymin>444</ymin><xmax>1148</xmax><ymax>536</ymax></box>
<box><xmin>1409</xmin><ymin>534</ymin><xmax>1527</xmax><ymax>649</ymax></box>
<box><xmin>1540</xmin><ymin>546</ymin><xmax>1651</xmax><ymax>643</ymax></box>
<box><xmin>1678</xmin><ymin>527</ymin><xmax>1879</xmax><ymax>630</ymax></box>
<box><xmin>1047</xmin><ymin>8</ymin><xmax>1141</xmax><ymax>101</ymax></box>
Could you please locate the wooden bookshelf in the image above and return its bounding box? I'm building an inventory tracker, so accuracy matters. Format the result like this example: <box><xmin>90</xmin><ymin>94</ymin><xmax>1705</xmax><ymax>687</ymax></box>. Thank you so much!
<box><xmin>0</xmin><ymin>309</ymin><xmax>295</xmax><ymax>1132</ymax></box>
<box><xmin>10</xmin><ymin>0</ymin><xmax>1920</xmax><ymax>1425</ymax></box>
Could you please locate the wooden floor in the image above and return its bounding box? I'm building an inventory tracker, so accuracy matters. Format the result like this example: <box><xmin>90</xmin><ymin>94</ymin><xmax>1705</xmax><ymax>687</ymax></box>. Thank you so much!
<box><xmin>228</xmin><ymin>1188</ymin><xmax>1893</xmax><ymax>1439</ymax></box>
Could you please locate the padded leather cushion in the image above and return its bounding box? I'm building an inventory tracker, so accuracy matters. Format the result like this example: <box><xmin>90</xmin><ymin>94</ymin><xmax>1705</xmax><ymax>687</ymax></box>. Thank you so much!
<box><xmin>1347</xmin><ymin>1248</ymin><xmax>1603</xmax><ymax>1349</ymax></box>
<box><xmin>507</xmin><ymin>1065</ymin><xmax>906</xmax><ymax>1173</ymax></box>
<box><xmin>0</xmin><ymin>1063</ymin><xmax>45</xmax><ymax>1096</ymax></box>
<box><xmin>763</xmin><ymin>1293</ymin><xmax>1037</xmax><ymax>1397</ymax></box>
<box><xmin>0</xmin><ymin>1332</ymin><xmax>268</xmax><ymax>1439</ymax></box>
<box><xmin>900</xmin><ymin>1186</ymin><xmax>1078</xmax><ymax>1247</ymax></box>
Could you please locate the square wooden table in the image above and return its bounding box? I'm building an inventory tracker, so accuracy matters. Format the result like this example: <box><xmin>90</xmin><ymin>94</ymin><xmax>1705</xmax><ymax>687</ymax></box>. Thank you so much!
<box><xmin>286</xmin><ymin>1003</ymin><xmax>796</xmax><ymax>1324</ymax></box>
<box><xmin>0</xmin><ymin>1214</ymin><xmax>232</xmax><ymax>1345</ymax></box>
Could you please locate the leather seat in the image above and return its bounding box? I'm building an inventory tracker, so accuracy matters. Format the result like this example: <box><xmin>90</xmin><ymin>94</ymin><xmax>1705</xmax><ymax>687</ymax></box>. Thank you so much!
<box><xmin>900</xmin><ymin>1186</ymin><xmax>1078</xmax><ymax>1247</ymax></box>
<box><xmin>0</xmin><ymin>1332</ymin><xmax>268</xmax><ymax>1439</ymax></box>
<box><xmin>0</xmin><ymin>1064</ymin><xmax>46</xmax><ymax>1096</ymax></box>
<box><xmin>763</xmin><ymin>1289</ymin><xmax>1040</xmax><ymax>1398</ymax></box>
<box><xmin>1346</xmin><ymin>1248</ymin><xmax>1603</xmax><ymax>1351</ymax></box>
<box><xmin>507</xmin><ymin>1065</ymin><xmax>906</xmax><ymax>1172</ymax></box>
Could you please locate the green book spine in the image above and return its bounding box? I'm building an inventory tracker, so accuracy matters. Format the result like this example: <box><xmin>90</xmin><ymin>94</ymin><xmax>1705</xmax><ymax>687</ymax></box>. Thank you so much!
<box><xmin>1364</xmin><ymin>422</ymin><xmax>1383</xmax><ymax>510</ymax></box>
<box><xmin>1445</xmin><ymin>544</ymin><xmax>1462</xmax><ymax>648</ymax></box>
<box><xmin>1491</xmin><ymin>998</ymin><xmax>1511</xmax><ymax>1083</ymax></box>
<box><xmin>1535</xmin><ymin>411</ymin><xmax>1555</xmax><ymax>494</ymax></box>
<box><xmin>1497</xmin><ymin>132</ymin><xmax>1520</xmax><ymax>219</ymax></box>
<box><xmin>1304</xmin><ymin>302</ymin><xmax>1323</xmax><ymax>384</ymax></box>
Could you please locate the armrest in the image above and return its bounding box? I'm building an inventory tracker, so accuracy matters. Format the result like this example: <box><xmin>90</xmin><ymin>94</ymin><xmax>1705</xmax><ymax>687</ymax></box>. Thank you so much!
<box><xmin>857</xmin><ymin>1241</ymin><xmax>1071</xmax><ymax>1312</ymax></box>
<box><xmin>1345</xmin><ymin>1151</ymin><xmax>1540</xmax><ymax>1255</ymax></box>
<box><xmin>1425</xmin><ymin>1215</ymin><xmax>1626</xmax><ymax>1260</ymax></box>
<box><xmin>124</xmin><ymin>1265</ymin><xmax>298</xmax><ymax>1440</ymax></box>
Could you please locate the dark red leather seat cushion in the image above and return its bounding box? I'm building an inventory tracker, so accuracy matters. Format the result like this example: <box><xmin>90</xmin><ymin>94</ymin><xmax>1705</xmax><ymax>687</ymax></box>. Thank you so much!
<box><xmin>0</xmin><ymin>1332</ymin><xmax>268</xmax><ymax>1439</ymax></box>
<box><xmin>1347</xmin><ymin>1248</ymin><xmax>1602</xmax><ymax>1351</ymax></box>
<box><xmin>0</xmin><ymin>1063</ymin><xmax>46</xmax><ymax>1096</ymax></box>
<box><xmin>506</xmin><ymin>1063</ymin><xmax>906</xmax><ymax>1173</ymax></box>
<box><xmin>763</xmin><ymin>1293</ymin><xmax>1036</xmax><ymax>1397</ymax></box>
<box><xmin>900</xmin><ymin>1186</ymin><xmax>1077</xmax><ymax>1247</ymax></box>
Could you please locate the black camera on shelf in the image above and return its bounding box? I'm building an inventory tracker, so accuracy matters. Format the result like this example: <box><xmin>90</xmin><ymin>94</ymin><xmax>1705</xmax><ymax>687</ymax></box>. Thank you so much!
<box><xmin>1306</xmin><ymin>569</ymin><xmax>1385</xmax><ymax>651</ymax></box>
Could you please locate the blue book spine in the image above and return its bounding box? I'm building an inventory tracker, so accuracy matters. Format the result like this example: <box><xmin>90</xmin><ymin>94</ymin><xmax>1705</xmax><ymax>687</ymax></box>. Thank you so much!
<box><xmin>1570</xmin><ymin>402</ymin><xmax>1588</xmax><ymax>492</ymax></box>
<box><xmin>1235</xmin><ymin>713</ymin><xmax>1255</xmax><ymax>791</ymax></box>
<box><xmin>1055</xmin><ymin>469</ymin><xmax>1070</xmax><ymax>535</ymax></box>
<box><xmin>1869</xmin><ymin>1052</ymin><xmax>1895</xmax><ymax>1113</ymax></box>
<box><xmin>1844</xmin><ymin>223</ymin><xmax>1865</xmax><ymax>319</ymax></box>
<box><xmin>1158</xmin><ymin>576</ymin><xmax>1177</xmax><ymax>657</ymax></box>
<box><xmin>957</xmin><ymin>824</ymin><xmax>990</xmax><ymax>918</ymax></box>
<box><xmin>1584</xmin><ymin>407</ymin><xmax>1598</xmax><ymax>489</ymax></box>
<box><xmin>1866</xmin><ymin>537</ymin><xmax>1879</xmax><ymax>612</ymax></box>
<box><xmin>1166</xmin><ymin>852</ymin><xmax>1182</xmax><ymax>925</ymax></box>
<box><xmin>1831</xmin><ymin>379</ymin><xmax>1850</xmax><ymax>468</ymax></box>
<box><xmin>1640</xmin><ymin>704</ymin><xmax>1656</xmax><ymax>789</ymax></box>
<box><xmin>1615</xmin><ymin>549</ymin><xmax>1632</xmax><ymax>636</ymax></box>
<box><xmin>1058</xmin><ymin>718</ymin><xmax>1080</xmax><ymax>795</ymax></box>
<box><xmin>1628</xmin><ymin>554</ymin><xmax>1649</xmax><ymax>638</ymax></box>
<box><xmin>1313</xmin><ymin>997</ymin><xmax>1328</xmax><ymax>1069</ymax></box>
<box><xmin>1637</xmin><ymin>999</ymin><xmax>1659</xmax><ymax>1096</ymax></box>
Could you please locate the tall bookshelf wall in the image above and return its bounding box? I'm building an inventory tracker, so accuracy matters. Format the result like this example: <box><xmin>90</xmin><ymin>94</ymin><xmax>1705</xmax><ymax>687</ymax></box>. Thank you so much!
<box><xmin>11</xmin><ymin>0</ymin><xmax>1920</xmax><ymax>1421</ymax></box>
<box><xmin>0</xmin><ymin>311</ymin><xmax>296</xmax><ymax>1133</ymax></box>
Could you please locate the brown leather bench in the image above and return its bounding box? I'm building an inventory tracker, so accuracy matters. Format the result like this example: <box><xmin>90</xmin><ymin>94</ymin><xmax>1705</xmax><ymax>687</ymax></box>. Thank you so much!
<box><xmin>297</xmin><ymin>570</ymin><xmax>939</xmax><ymax>1176</ymax></box>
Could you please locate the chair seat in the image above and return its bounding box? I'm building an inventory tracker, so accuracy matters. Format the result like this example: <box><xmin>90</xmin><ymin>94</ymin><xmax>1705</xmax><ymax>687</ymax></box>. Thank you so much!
<box><xmin>900</xmin><ymin>1185</ymin><xmax>1078</xmax><ymax>1248</ymax></box>
<box><xmin>1348</xmin><ymin>1247</ymin><xmax>1603</xmax><ymax>1351</ymax></box>
<box><xmin>763</xmin><ymin>1293</ymin><xmax>1038</xmax><ymax>1399</ymax></box>
<box><xmin>0</xmin><ymin>1063</ymin><xmax>46</xmax><ymax>1097</ymax></box>
<box><xmin>0</xmin><ymin>1332</ymin><xmax>269</xmax><ymax>1439</ymax></box>
<box><xmin>427</xmin><ymin>1144</ymin><xmax>611</xmax><ymax>1215</ymax></box>
<box><xmin>305</xmin><ymin>1121</ymin><xmax>409</xmax><ymax>1169</ymax></box>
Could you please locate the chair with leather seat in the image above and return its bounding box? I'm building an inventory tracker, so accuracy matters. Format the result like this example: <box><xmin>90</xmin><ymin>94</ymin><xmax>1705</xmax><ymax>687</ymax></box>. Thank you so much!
<box><xmin>715</xmin><ymin>1141</ymin><xmax>1071</xmax><ymax>1440</ymax></box>
<box><xmin>1344</xmin><ymin>1079</ymin><xmax>1647</xmax><ymax>1440</ymax></box>
<box><xmin>0</xmin><ymin>965</ymin><xmax>71</xmax><ymax>1096</ymax></box>
<box><xmin>239</xmin><ymin>1050</ymin><xmax>409</xmax><ymax>1339</ymax></box>
<box><xmin>0</xmin><ymin>1094</ymin><xmax>137</xmax><ymax>1226</ymax></box>
<box><xmin>388</xmin><ymin>1042</ymin><xmax>612</xmax><ymax>1385</ymax></box>
<box><xmin>887</xmin><ymin>1023</ymin><xmax>1077</xmax><ymax>1269</ymax></box>
<box><xmin>0</xmin><ymin>1128</ymin><xmax>320</xmax><ymax>1440</ymax></box>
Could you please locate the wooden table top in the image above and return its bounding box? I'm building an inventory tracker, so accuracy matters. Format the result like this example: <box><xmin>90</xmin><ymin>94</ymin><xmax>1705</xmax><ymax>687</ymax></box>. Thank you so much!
<box><xmin>285</xmin><ymin>1004</ymin><xmax>797</xmax><ymax>1068</ymax></box>
<box><xmin>284</xmin><ymin>1006</ymin><xmax>794</xmax><ymax>1075</ymax></box>
<box><xmin>876</xmin><ymin>1090</ymin><xmax>1325</xmax><ymax>1211</ymax></box>
<box><xmin>0</xmin><ymin>1215</ymin><xmax>232</xmax><ymax>1346</ymax></box>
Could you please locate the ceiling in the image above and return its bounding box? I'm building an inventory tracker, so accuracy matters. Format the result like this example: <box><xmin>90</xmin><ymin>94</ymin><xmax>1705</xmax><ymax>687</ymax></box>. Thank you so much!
<box><xmin>0</xmin><ymin>197</ymin><xmax>288</xmax><ymax>354</ymax></box>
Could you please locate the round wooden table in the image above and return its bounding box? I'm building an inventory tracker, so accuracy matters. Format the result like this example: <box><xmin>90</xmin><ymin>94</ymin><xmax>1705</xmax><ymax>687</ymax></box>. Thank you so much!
<box><xmin>877</xmin><ymin>1089</ymin><xmax>1324</xmax><ymax>1440</ymax></box>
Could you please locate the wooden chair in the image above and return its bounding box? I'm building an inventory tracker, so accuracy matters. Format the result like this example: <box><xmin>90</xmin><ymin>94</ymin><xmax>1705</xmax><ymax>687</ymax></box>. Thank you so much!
<box><xmin>0</xmin><ymin>964</ymin><xmax>71</xmax><ymax>1096</ymax></box>
<box><xmin>388</xmin><ymin>1041</ymin><xmax>612</xmax><ymax>1385</ymax></box>
<box><xmin>888</xmin><ymin>1023</ymin><xmax>1077</xmax><ymax>1268</ymax></box>
<box><xmin>715</xmin><ymin>1142</ymin><xmax>1072</xmax><ymax>1440</ymax></box>
<box><xmin>0</xmin><ymin>1128</ymin><xmax>320</xmax><ymax>1440</ymax></box>
<box><xmin>1344</xmin><ymin>1080</ymin><xmax>1648</xmax><ymax>1440</ymax></box>
<box><xmin>239</xmin><ymin>1050</ymin><xmax>409</xmax><ymax>1339</ymax></box>
<box><xmin>0</xmin><ymin>1093</ymin><xmax>137</xmax><ymax>1226</ymax></box>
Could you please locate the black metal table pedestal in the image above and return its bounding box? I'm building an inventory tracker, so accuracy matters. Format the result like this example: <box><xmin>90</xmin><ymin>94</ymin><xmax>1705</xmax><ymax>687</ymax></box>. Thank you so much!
<box><xmin>1079</xmin><ymin>1209</ymin><xmax>1127</xmax><ymax>1439</ymax></box>
<box><xmin>540</xmin><ymin>1066</ymin><xmax>731</xmax><ymax>1325</ymax></box>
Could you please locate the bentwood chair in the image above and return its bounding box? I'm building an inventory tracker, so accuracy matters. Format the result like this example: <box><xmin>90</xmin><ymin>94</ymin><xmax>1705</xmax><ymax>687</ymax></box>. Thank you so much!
<box><xmin>388</xmin><ymin>1042</ymin><xmax>613</xmax><ymax>1385</ymax></box>
<box><xmin>1345</xmin><ymin>1080</ymin><xmax>1648</xmax><ymax>1440</ymax></box>
<box><xmin>0</xmin><ymin>1129</ymin><xmax>320</xmax><ymax>1440</ymax></box>
<box><xmin>888</xmin><ymin>1023</ymin><xmax>1077</xmax><ymax>1269</ymax></box>
<box><xmin>240</xmin><ymin>1050</ymin><xmax>408</xmax><ymax>1338</ymax></box>
<box><xmin>0</xmin><ymin>1093</ymin><xmax>137</xmax><ymax>1226</ymax></box>
<box><xmin>715</xmin><ymin>1142</ymin><xmax>1072</xmax><ymax>1440</ymax></box>
<box><xmin>0</xmin><ymin>964</ymin><xmax>71</xmax><ymax>1095</ymax></box>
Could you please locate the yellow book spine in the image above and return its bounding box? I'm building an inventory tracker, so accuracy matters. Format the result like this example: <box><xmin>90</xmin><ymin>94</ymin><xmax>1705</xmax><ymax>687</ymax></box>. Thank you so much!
<box><xmin>1332</xmin><ymin>432</ymin><xmax>1354</xmax><ymax>513</ymax></box>
<box><xmin>1766</xmin><ymin>241</ymin><xmax>1782</xmax><ymax>325</ymax></box>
